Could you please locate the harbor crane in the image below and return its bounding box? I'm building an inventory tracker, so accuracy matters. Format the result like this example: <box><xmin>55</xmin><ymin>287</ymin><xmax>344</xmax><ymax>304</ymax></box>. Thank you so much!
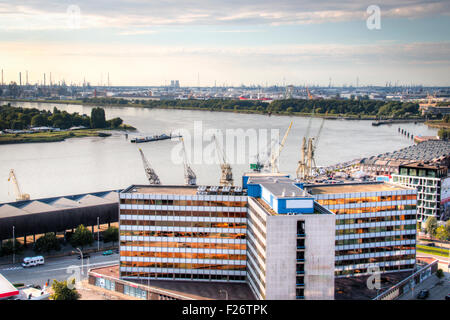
<box><xmin>180</xmin><ymin>137</ymin><xmax>197</xmax><ymax>185</ymax></box>
<box><xmin>138</xmin><ymin>148</ymin><xmax>161</xmax><ymax>185</ymax></box>
<box><xmin>296</xmin><ymin>118</ymin><xmax>325</xmax><ymax>181</ymax></box>
<box><xmin>268</xmin><ymin>121</ymin><xmax>293</xmax><ymax>173</ymax></box>
<box><xmin>212</xmin><ymin>134</ymin><xmax>233</xmax><ymax>186</ymax></box>
<box><xmin>8</xmin><ymin>169</ymin><xmax>30</xmax><ymax>201</ymax></box>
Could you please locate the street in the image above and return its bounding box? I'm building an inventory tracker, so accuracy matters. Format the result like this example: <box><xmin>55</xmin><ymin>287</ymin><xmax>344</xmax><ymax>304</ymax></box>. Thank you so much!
<box><xmin>0</xmin><ymin>252</ymin><xmax>119</xmax><ymax>287</ymax></box>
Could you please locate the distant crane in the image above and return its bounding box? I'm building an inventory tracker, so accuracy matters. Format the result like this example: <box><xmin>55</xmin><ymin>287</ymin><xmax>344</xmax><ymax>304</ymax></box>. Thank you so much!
<box><xmin>296</xmin><ymin>118</ymin><xmax>325</xmax><ymax>181</ymax></box>
<box><xmin>268</xmin><ymin>121</ymin><xmax>293</xmax><ymax>173</ymax></box>
<box><xmin>180</xmin><ymin>137</ymin><xmax>196</xmax><ymax>185</ymax></box>
<box><xmin>8</xmin><ymin>169</ymin><xmax>30</xmax><ymax>201</ymax></box>
<box><xmin>138</xmin><ymin>148</ymin><xmax>161</xmax><ymax>185</ymax></box>
<box><xmin>212</xmin><ymin>134</ymin><xmax>233</xmax><ymax>186</ymax></box>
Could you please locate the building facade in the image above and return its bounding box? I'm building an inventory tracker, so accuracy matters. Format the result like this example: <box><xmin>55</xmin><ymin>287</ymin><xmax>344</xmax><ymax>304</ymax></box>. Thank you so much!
<box><xmin>304</xmin><ymin>182</ymin><xmax>417</xmax><ymax>278</ymax></box>
<box><xmin>392</xmin><ymin>161</ymin><xmax>449</xmax><ymax>222</ymax></box>
<box><xmin>245</xmin><ymin>175</ymin><xmax>335</xmax><ymax>300</ymax></box>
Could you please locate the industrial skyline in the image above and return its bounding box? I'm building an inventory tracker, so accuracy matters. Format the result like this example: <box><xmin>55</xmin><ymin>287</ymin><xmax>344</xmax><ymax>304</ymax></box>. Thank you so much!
<box><xmin>0</xmin><ymin>1</ymin><xmax>449</xmax><ymax>86</ymax></box>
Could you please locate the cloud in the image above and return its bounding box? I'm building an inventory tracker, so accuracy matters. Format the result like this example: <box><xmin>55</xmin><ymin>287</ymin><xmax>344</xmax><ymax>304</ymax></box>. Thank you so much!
<box><xmin>0</xmin><ymin>0</ymin><xmax>449</xmax><ymax>30</ymax></box>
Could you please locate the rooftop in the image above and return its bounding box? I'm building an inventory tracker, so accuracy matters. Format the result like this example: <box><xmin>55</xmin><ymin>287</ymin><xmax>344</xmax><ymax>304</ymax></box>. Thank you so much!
<box><xmin>124</xmin><ymin>185</ymin><xmax>198</xmax><ymax>195</ymax></box>
<box><xmin>122</xmin><ymin>185</ymin><xmax>246</xmax><ymax>196</ymax></box>
<box><xmin>90</xmin><ymin>265</ymin><xmax>255</xmax><ymax>300</ymax></box>
<box><xmin>305</xmin><ymin>182</ymin><xmax>411</xmax><ymax>195</ymax></box>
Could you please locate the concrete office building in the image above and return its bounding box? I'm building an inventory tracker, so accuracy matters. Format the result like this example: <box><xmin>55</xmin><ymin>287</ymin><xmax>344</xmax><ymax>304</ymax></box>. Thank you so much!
<box><xmin>304</xmin><ymin>182</ymin><xmax>417</xmax><ymax>278</ymax></box>
<box><xmin>119</xmin><ymin>177</ymin><xmax>336</xmax><ymax>300</ymax></box>
<box><xmin>392</xmin><ymin>161</ymin><xmax>449</xmax><ymax>222</ymax></box>
<box><xmin>245</xmin><ymin>175</ymin><xmax>335</xmax><ymax>300</ymax></box>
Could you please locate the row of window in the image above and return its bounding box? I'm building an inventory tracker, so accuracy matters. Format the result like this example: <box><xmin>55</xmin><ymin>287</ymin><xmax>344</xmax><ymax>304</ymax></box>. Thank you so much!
<box><xmin>335</xmin><ymin>254</ymin><xmax>415</xmax><ymax>267</ymax></box>
<box><xmin>120</xmin><ymin>230</ymin><xmax>246</xmax><ymax>239</ymax></box>
<box><xmin>248</xmin><ymin>206</ymin><xmax>267</xmax><ymax>227</ymax></box>
<box><xmin>317</xmin><ymin>195</ymin><xmax>416</xmax><ymax>206</ymax></box>
<box><xmin>120</xmin><ymin>261</ymin><xmax>246</xmax><ymax>270</ymax></box>
<box><xmin>336</xmin><ymin>245</ymin><xmax>415</xmax><ymax>256</ymax></box>
<box><xmin>121</xmin><ymin>199</ymin><xmax>247</xmax><ymax>207</ymax></box>
<box><xmin>120</xmin><ymin>209</ymin><xmax>247</xmax><ymax>218</ymax></box>
<box><xmin>335</xmin><ymin>224</ymin><xmax>416</xmax><ymax>236</ymax></box>
<box><xmin>327</xmin><ymin>205</ymin><xmax>416</xmax><ymax>215</ymax></box>
<box><xmin>335</xmin><ymin>234</ymin><xmax>415</xmax><ymax>246</ymax></box>
<box><xmin>121</xmin><ymin>251</ymin><xmax>247</xmax><ymax>260</ymax></box>
<box><xmin>120</xmin><ymin>220</ymin><xmax>246</xmax><ymax>229</ymax></box>
<box><xmin>336</xmin><ymin>264</ymin><xmax>414</xmax><ymax>277</ymax></box>
<box><xmin>335</xmin><ymin>215</ymin><xmax>416</xmax><ymax>225</ymax></box>
<box><xmin>120</xmin><ymin>241</ymin><xmax>246</xmax><ymax>250</ymax></box>
<box><xmin>120</xmin><ymin>272</ymin><xmax>246</xmax><ymax>282</ymax></box>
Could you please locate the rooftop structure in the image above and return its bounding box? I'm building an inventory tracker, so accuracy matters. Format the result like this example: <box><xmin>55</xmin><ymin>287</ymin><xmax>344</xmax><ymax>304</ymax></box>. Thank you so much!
<box><xmin>360</xmin><ymin>140</ymin><xmax>450</xmax><ymax>176</ymax></box>
<box><xmin>0</xmin><ymin>190</ymin><xmax>120</xmax><ymax>242</ymax></box>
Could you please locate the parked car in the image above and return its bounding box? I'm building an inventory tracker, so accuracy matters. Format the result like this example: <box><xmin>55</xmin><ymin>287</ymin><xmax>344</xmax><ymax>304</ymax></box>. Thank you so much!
<box><xmin>102</xmin><ymin>250</ymin><xmax>113</xmax><ymax>256</ymax></box>
<box><xmin>427</xmin><ymin>243</ymin><xmax>436</xmax><ymax>247</ymax></box>
<box><xmin>417</xmin><ymin>290</ymin><xmax>429</xmax><ymax>299</ymax></box>
<box><xmin>445</xmin><ymin>294</ymin><xmax>450</xmax><ymax>301</ymax></box>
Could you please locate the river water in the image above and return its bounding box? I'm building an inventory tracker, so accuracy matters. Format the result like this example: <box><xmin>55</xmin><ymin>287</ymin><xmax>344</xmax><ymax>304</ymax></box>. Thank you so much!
<box><xmin>0</xmin><ymin>101</ymin><xmax>438</xmax><ymax>202</ymax></box>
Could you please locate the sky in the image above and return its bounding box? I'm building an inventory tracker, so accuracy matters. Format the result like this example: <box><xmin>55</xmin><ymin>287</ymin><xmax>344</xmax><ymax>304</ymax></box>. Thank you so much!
<box><xmin>0</xmin><ymin>0</ymin><xmax>449</xmax><ymax>87</ymax></box>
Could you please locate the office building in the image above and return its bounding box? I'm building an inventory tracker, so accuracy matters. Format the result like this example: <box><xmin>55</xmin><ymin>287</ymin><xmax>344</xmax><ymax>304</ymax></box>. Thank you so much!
<box><xmin>304</xmin><ymin>182</ymin><xmax>417</xmax><ymax>277</ymax></box>
<box><xmin>119</xmin><ymin>185</ymin><xmax>248</xmax><ymax>283</ymax></box>
<box><xmin>245</xmin><ymin>175</ymin><xmax>335</xmax><ymax>300</ymax></box>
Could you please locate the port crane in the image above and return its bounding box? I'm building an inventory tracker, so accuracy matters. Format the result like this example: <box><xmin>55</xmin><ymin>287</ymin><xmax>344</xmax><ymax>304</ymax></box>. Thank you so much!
<box><xmin>180</xmin><ymin>137</ymin><xmax>197</xmax><ymax>185</ymax></box>
<box><xmin>296</xmin><ymin>118</ymin><xmax>325</xmax><ymax>181</ymax></box>
<box><xmin>138</xmin><ymin>148</ymin><xmax>161</xmax><ymax>185</ymax></box>
<box><xmin>8</xmin><ymin>169</ymin><xmax>30</xmax><ymax>201</ymax></box>
<box><xmin>212</xmin><ymin>134</ymin><xmax>233</xmax><ymax>186</ymax></box>
<box><xmin>268</xmin><ymin>121</ymin><xmax>293</xmax><ymax>173</ymax></box>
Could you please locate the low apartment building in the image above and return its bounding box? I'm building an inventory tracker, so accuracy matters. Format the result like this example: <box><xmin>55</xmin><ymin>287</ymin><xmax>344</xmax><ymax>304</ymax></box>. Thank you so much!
<box><xmin>392</xmin><ymin>161</ymin><xmax>449</xmax><ymax>222</ymax></box>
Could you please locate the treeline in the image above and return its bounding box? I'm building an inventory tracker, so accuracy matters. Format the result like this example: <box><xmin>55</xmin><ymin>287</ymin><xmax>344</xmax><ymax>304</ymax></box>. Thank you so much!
<box><xmin>82</xmin><ymin>97</ymin><xmax>421</xmax><ymax>118</ymax></box>
<box><xmin>0</xmin><ymin>104</ymin><xmax>123</xmax><ymax>130</ymax></box>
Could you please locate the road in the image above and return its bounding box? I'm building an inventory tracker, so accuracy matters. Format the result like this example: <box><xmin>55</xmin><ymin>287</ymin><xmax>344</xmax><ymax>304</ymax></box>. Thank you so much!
<box><xmin>0</xmin><ymin>252</ymin><xmax>119</xmax><ymax>287</ymax></box>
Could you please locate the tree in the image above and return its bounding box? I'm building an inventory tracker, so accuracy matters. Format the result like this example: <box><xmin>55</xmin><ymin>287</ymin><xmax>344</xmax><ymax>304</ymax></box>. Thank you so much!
<box><xmin>108</xmin><ymin>117</ymin><xmax>123</xmax><ymax>128</ymax></box>
<box><xmin>31</xmin><ymin>114</ymin><xmax>48</xmax><ymax>127</ymax></box>
<box><xmin>0</xmin><ymin>239</ymin><xmax>23</xmax><ymax>256</ymax></box>
<box><xmin>90</xmin><ymin>107</ymin><xmax>107</xmax><ymax>128</ymax></box>
<box><xmin>103</xmin><ymin>226</ymin><xmax>119</xmax><ymax>245</ymax></box>
<box><xmin>50</xmin><ymin>279</ymin><xmax>80</xmax><ymax>300</ymax></box>
<box><xmin>425</xmin><ymin>217</ymin><xmax>438</xmax><ymax>237</ymax></box>
<box><xmin>34</xmin><ymin>233</ymin><xmax>61</xmax><ymax>253</ymax></box>
<box><xmin>70</xmin><ymin>224</ymin><xmax>94</xmax><ymax>249</ymax></box>
<box><xmin>435</xmin><ymin>225</ymin><xmax>450</xmax><ymax>241</ymax></box>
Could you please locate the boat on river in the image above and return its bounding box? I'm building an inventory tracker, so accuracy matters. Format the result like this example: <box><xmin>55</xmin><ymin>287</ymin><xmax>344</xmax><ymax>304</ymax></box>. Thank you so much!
<box><xmin>130</xmin><ymin>133</ymin><xmax>181</xmax><ymax>143</ymax></box>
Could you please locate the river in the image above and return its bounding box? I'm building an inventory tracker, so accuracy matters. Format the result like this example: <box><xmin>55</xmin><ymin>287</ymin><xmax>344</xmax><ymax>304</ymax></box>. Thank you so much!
<box><xmin>0</xmin><ymin>101</ymin><xmax>438</xmax><ymax>203</ymax></box>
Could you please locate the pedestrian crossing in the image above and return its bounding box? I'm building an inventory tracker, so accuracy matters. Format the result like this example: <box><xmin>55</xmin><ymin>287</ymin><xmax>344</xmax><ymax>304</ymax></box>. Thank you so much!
<box><xmin>1</xmin><ymin>266</ymin><xmax>22</xmax><ymax>271</ymax></box>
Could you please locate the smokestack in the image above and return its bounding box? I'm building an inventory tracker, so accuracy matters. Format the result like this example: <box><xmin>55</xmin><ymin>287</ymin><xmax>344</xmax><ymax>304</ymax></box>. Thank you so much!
<box><xmin>44</xmin><ymin>73</ymin><xmax>46</xmax><ymax>86</ymax></box>
<box><xmin>1</xmin><ymin>69</ymin><xmax>3</xmax><ymax>86</ymax></box>
<box><xmin>26</xmin><ymin>71</ymin><xmax>28</xmax><ymax>85</ymax></box>
<box><xmin>19</xmin><ymin>72</ymin><xmax>22</xmax><ymax>86</ymax></box>
<box><xmin>50</xmin><ymin>72</ymin><xmax>52</xmax><ymax>87</ymax></box>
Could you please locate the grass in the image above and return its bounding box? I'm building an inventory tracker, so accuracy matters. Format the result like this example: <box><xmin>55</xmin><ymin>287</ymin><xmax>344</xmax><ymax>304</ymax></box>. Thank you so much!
<box><xmin>417</xmin><ymin>244</ymin><xmax>450</xmax><ymax>257</ymax></box>
<box><xmin>0</xmin><ymin>129</ymin><xmax>112</xmax><ymax>144</ymax></box>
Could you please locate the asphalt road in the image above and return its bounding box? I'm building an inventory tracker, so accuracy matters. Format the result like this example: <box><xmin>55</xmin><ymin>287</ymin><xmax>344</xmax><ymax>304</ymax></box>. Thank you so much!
<box><xmin>0</xmin><ymin>252</ymin><xmax>119</xmax><ymax>287</ymax></box>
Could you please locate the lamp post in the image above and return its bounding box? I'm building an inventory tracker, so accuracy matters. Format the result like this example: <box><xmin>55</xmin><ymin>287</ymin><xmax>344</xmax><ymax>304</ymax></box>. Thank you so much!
<box><xmin>75</xmin><ymin>248</ymin><xmax>83</xmax><ymax>276</ymax></box>
<box><xmin>12</xmin><ymin>226</ymin><xmax>15</xmax><ymax>264</ymax></box>
<box><xmin>97</xmin><ymin>217</ymin><xmax>100</xmax><ymax>252</ymax></box>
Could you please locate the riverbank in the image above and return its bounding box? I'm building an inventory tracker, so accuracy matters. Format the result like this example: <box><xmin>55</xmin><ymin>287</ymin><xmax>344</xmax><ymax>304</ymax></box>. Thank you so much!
<box><xmin>0</xmin><ymin>129</ymin><xmax>113</xmax><ymax>145</ymax></box>
<box><xmin>425</xmin><ymin>120</ymin><xmax>450</xmax><ymax>129</ymax></box>
<box><xmin>1</xmin><ymin>98</ymin><xmax>427</xmax><ymax>121</ymax></box>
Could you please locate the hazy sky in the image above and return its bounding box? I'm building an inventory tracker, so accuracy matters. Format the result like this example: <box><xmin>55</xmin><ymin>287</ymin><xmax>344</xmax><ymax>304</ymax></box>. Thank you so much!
<box><xmin>0</xmin><ymin>0</ymin><xmax>449</xmax><ymax>86</ymax></box>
